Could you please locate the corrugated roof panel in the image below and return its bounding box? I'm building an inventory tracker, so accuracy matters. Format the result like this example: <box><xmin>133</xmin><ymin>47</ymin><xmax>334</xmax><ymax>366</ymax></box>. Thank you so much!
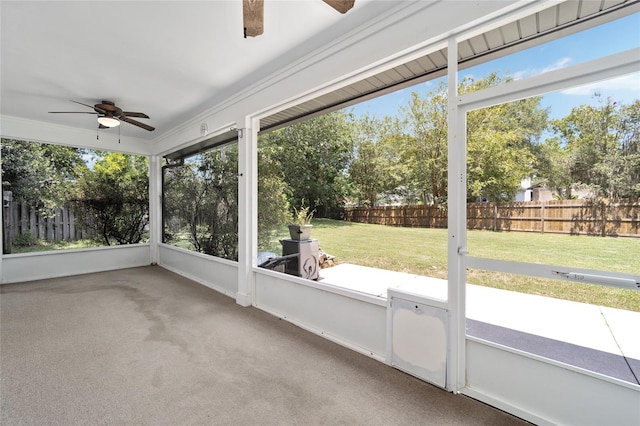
<box><xmin>431</xmin><ymin>49</ymin><xmax>448</xmax><ymax>67</ymax></box>
<box><xmin>404</xmin><ymin>59</ymin><xmax>428</xmax><ymax>76</ymax></box>
<box><xmin>458</xmin><ymin>39</ymin><xmax>475</xmax><ymax>59</ymax></box>
<box><xmin>336</xmin><ymin>86</ymin><xmax>361</xmax><ymax>97</ymax></box>
<box><xmin>414</xmin><ymin>55</ymin><xmax>439</xmax><ymax>72</ymax></box>
<box><xmin>557</xmin><ymin>1</ymin><xmax>580</xmax><ymax>24</ymax></box>
<box><xmin>538</xmin><ymin>7</ymin><xmax>558</xmax><ymax>32</ymax></box>
<box><xmin>374</xmin><ymin>70</ymin><xmax>400</xmax><ymax>86</ymax></box>
<box><xmin>469</xmin><ymin>34</ymin><xmax>490</xmax><ymax>55</ymax></box>
<box><xmin>314</xmin><ymin>91</ymin><xmax>341</xmax><ymax>104</ymax></box>
<box><xmin>579</xmin><ymin>0</ymin><xmax>604</xmax><ymax>17</ymax></box>
<box><xmin>500</xmin><ymin>21</ymin><xmax>521</xmax><ymax>43</ymax></box>
<box><xmin>384</xmin><ymin>67</ymin><xmax>408</xmax><ymax>82</ymax></box>
<box><xmin>351</xmin><ymin>79</ymin><xmax>378</xmax><ymax>93</ymax></box>
<box><xmin>290</xmin><ymin>105</ymin><xmax>309</xmax><ymax>115</ymax></box>
<box><xmin>363</xmin><ymin>75</ymin><xmax>386</xmax><ymax>89</ymax></box>
<box><xmin>603</xmin><ymin>0</ymin><xmax>628</xmax><ymax>8</ymax></box>
<box><xmin>395</xmin><ymin>64</ymin><xmax>416</xmax><ymax>79</ymax></box>
<box><xmin>518</xmin><ymin>14</ymin><xmax>538</xmax><ymax>38</ymax></box>
<box><xmin>483</xmin><ymin>27</ymin><xmax>505</xmax><ymax>50</ymax></box>
<box><xmin>303</xmin><ymin>98</ymin><xmax>327</xmax><ymax>110</ymax></box>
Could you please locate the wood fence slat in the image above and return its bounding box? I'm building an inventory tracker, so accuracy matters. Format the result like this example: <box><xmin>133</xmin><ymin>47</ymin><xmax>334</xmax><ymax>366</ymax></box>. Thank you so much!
<box><xmin>69</xmin><ymin>209</ymin><xmax>76</xmax><ymax>240</ymax></box>
<box><xmin>3</xmin><ymin>202</ymin><xmax>99</xmax><ymax>246</ymax></box>
<box><xmin>345</xmin><ymin>199</ymin><xmax>639</xmax><ymax>237</ymax></box>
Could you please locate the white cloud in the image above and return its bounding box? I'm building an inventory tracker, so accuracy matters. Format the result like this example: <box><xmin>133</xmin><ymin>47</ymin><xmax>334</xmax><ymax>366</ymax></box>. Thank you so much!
<box><xmin>539</xmin><ymin>57</ymin><xmax>572</xmax><ymax>73</ymax></box>
<box><xmin>511</xmin><ymin>57</ymin><xmax>572</xmax><ymax>81</ymax></box>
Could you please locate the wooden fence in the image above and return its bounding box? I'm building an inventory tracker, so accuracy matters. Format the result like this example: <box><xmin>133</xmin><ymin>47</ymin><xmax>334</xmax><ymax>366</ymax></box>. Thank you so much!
<box><xmin>344</xmin><ymin>199</ymin><xmax>640</xmax><ymax>237</ymax></box>
<box><xmin>3</xmin><ymin>200</ymin><xmax>95</xmax><ymax>244</ymax></box>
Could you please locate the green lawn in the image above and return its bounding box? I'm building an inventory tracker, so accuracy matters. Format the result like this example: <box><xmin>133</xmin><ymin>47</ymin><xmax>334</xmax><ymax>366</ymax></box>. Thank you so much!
<box><xmin>13</xmin><ymin>219</ymin><xmax>640</xmax><ymax>311</ymax></box>
<box><xmin>308</xmin><ymin>218</ymin><xmax>640</xmax><ymax>312</ymax></box>
<box><xmin>10</xmin><ymin>239</ymin><xmax>103</xmax><ymax>253</ymax></box>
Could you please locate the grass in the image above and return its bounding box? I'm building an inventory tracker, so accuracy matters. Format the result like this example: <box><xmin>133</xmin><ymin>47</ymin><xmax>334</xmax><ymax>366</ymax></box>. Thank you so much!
<box><xmin>307</xmin><ymin>218</ymin><xmax>640</xmax><ymax>312</ymax></box>
<box><xmin>13</xmin><ymin>221</ymin><xmax>640</xmax><ymax>311</ymax></box>
<box><xmin>11</xmin><ymin>239</ymin><xmax>104</xmax><ymax>253</ymax></box>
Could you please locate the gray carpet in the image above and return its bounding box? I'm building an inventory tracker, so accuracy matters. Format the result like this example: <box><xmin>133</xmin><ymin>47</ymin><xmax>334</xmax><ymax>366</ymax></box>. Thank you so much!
<box><xmin>1</xmin><ymin>266</ymin><xmax>527</xmax><ymax>425</ymax></box>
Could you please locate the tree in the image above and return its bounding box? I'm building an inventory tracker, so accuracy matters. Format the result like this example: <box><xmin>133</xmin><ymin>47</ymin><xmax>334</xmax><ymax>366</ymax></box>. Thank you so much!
<box><xmin>76</xmin><ymin>152</ymin><xmax>149</xmax><ymax>245</ymax></box>
<box><xmin>163</xmin><ymin>146</ymin><xmax>239</xmax><ymax>260</ymax></box>
<box><xmin>1</xmin><ymin>139</ymin><xmax>87</xmax><ymax>216</ymax></box>
<box><xmin>464</xmin><ymin>74</ymin><xmax>545</xmax><ymax>201</ymax></box>
<box><xmin>257</xmin><ymin>141</ymin><xmax>291</xmax><ymax>250</ymax></box>
<box><xmin>549</xmin><ymin>95</ymin><xmax>640</xmax><ymax>199</ymax></box>
<box><xmin>349</xmin><ymin>115</ymin><xmax>405</xmax><ymax>206</ymax></box>
<box><xmin>396</xmin><ymin>74</ymin><xmax>545</xmax><ymax>204</ymax></box>
<box><xmin>258</xmin><ymin>111</ymin><xmax>355</xmax><ymax>215</ymax></box>
<box><xmin>536</xmin><ymin>137</ymin><xmax>574</xmax><ymax>199</ymax></box>
<box><xmin>399</xmin><ymin>84</ymin><xmax>449</xmax><ymax>206</ymax></box>
<box><xmin>467</xmin><ymin>127</ymin><xmax>536</xmax><ymax>201</ymax></box>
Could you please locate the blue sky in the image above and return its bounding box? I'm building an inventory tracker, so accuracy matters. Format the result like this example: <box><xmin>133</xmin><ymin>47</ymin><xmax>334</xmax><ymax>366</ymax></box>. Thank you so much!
<box><xmin>349</xmin><ymin>13</ymin><xmax>640</xmax><ymax>121</ymax></box>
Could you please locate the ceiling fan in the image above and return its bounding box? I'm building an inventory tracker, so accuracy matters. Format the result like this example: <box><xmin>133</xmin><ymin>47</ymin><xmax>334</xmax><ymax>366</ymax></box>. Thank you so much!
<box><xmin>243</xmin><ymin>0</ymin><xmax>355</xmax><ymax>37</ymax></box>
<box><xmin>49</xmin><ymin>100</ymin><xmax>155</xmax><ymax>131</ymax></box>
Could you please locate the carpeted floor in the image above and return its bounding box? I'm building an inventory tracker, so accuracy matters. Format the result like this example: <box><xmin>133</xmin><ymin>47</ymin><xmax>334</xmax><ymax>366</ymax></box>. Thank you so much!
<box><xmin>1</xmin><ymin>266</ymin><xmax>527</xmax><ymax>425</ymax></box>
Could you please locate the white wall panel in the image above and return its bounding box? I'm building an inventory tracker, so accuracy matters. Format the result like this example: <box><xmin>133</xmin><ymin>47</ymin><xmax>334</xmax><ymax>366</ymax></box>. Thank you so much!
<box><xmin>1</xmin><ymin>244</ymin><xmax>151</xmax><ymax>284</ymax></box>
<box><xmin>158</xmin><ymin>244</ymin><xmax>238</xmax><ymax>297</ymax></box>
<box><xmin>465</xmin><ymin>338</ymin><xmax>640</xmax><ymax>426</ymax></box>
<box><xmin>254</xmin><ymin>270</ymin><xmax>387</xmax><ymax>360</ymax></box>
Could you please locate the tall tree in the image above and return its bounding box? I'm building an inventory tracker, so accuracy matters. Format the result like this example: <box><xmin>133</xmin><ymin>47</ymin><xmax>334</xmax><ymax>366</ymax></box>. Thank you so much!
<box><xmin>536</xmin><ymin>137</ymin><xmax>574</xmax><ymax>199</ymax></box>
<box><xmin>1</xmin><ymin>139</ymin><xmax>87</xmax><ymax>216</ymax></box>
<box><xmin>257</xmin><ymin>141</ymin><xmax>291</xmax><ymax>250</ymax></box>
<box><xmin>163</xmin><ymin>146</ymin><xmax>239</xmax><ymax>260</ymax></box>
<box><xmin>549</xmin><ymin>95</ymin><xmax>640</xmax><ymax>199</ymax></box>
<box><xmin>399</xmin><ymin>84</ymin><xmax>449</xmax><ymax>206</ymax></box>
<box><xmin>464</xmin><ymin>74</ymin><xmax>545</xmax><ymax>201</ymax></box>
<box><xmin>76</xmin><ymin>152</ymin><xmax>149</xmax><ymax>245</ymax></box>
<box><xmin>397</xmin><ymin>74</ymin><xmax>546</xmax><ymax>204</ymax></box>
<box><xmin>349</xmin><ymin>114</ymin><xmax>405</xmax><ymax>206</ymax></box>
<box><xmin>258</xmin><ymin>111</ymin><xmax>355</xmax><ymax>215</ymax></box>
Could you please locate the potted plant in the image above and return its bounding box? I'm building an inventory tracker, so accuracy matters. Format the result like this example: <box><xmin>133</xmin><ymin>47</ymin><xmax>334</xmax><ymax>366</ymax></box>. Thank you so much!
<box><xmin>288</xmin><ymin>202</ymin><xmax>314</xmax><ymax>240</ymax></box>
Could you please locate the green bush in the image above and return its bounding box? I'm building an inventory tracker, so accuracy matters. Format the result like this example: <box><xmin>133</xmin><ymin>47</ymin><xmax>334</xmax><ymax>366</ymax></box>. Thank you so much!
<box><xmin>12</xmin><ymin>231</ymin><xmax>38</xmax><ymax>247</ymax></box>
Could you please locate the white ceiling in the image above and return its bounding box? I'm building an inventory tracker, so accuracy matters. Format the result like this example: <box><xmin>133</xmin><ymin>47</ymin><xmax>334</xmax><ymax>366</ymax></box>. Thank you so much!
<box><xmin>0</xmin><ymin>0</ymin><xmax>391</xmax><ymax>141</ymax></box>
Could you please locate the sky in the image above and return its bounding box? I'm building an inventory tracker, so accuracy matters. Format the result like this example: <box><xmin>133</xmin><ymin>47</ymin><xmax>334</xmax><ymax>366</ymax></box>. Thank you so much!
<box><xmin>349</xmin><ymin>13</ymin><xmax>640</xmax><ymax>121</ymax></box>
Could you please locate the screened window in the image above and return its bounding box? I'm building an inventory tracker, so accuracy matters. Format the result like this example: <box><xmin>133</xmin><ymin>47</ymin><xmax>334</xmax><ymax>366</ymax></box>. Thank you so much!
<box><xmin>162</xmin><ymin>143</ymin><xmax>239</xmax><ymax>261</ymax></box>
<box><xmin>1</xmin><ymin>139</ymin><xmax>149</xmax><ymax>254</ymax></box>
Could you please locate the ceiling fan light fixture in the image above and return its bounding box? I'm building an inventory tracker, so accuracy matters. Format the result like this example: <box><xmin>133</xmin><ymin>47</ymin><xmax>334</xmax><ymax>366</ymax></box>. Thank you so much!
<box><xmin>97</xmin><ymin>116</ymin><xmax>120</xmax><ymax>127</ymax></box>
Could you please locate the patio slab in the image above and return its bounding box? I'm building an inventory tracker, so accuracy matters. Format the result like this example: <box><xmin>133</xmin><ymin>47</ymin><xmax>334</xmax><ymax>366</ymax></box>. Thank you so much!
<box><xmin>318</xmin><ymin>263</ymin><xmax>447</xmax><ymax>300</ymax></box>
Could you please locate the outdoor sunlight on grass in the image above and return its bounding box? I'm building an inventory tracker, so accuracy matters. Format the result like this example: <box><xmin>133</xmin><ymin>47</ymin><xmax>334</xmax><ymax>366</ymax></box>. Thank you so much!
<box><xmin>12</xmin><ymin>239</ymin><xmax>104</xmax><ymax>253</ymax></box>
<box><xmin>310</xmin><ymin>218</ymin><xmax>640</xmax><ymax>312</ymax></box>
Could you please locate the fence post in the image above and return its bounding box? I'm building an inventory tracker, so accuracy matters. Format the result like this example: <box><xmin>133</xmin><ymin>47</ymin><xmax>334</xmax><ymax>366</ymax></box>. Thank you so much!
<box><xmin>541</xmin><ymin>202</ymin><xmax>545</xmax><ymax>234</ymax></box>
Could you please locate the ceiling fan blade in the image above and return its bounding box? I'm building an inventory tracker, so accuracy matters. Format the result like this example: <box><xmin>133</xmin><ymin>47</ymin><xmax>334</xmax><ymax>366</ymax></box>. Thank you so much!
<box><xmin>69</xmin><ymin>100</ymin><xmax>95</xmax><ymax>109</ymax></box>
<box><xmin>120</xmin><ymin>116</ymin><xmax>155</xmax><ymax>131</ymax></box>
<box><xmin>70</xmin><ymin>100</ymin><xmax>106</xmax><ymax>114</ymax></box>
<box><xmin>243</xmin><ymin>0</ymin><xmax>264</xmax><ymax>38</ymax></box>
<box><xmin>49</xmin><ymin>111</ymin><xmax>98</xmax><ymax>114</ymax></box>
<box><xmin>323</xmin><ymin>0</ymin><xmax>355</xmax><ymax>13</ymax></box>
<box><xmin>121</xmin><ymin>111</ymin><xmax>150</xmax><ymax>119</ymax></box>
